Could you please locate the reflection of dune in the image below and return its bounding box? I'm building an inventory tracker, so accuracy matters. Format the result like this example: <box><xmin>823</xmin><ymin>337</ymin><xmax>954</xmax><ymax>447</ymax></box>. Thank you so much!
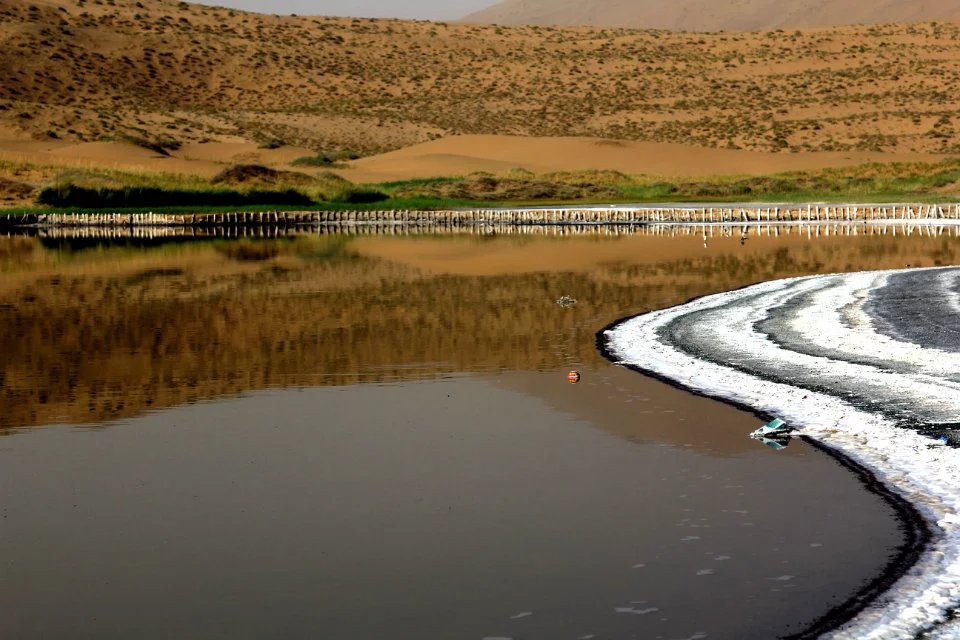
<box><xmin>0</xmin><ymin>231</ymin><xmax>959</xmax><ymax>431</ymax></box>
<box><xmin>495</xmin><ymin>368</ymin><xmax>771</xmax><ymax>456</ymax></box>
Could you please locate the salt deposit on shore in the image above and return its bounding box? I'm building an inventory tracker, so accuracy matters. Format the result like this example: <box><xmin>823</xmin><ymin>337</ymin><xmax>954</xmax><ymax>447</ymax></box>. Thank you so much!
<box><xmin>605</xmin><ymin>267</ymin><xmax>960</xmax><ymax>638</ymax></box>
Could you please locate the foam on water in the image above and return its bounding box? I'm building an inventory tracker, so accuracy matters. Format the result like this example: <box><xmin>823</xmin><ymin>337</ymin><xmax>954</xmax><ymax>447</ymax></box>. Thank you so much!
<box><xmin>604</xmin><ymin>267</ymin><xmax>960</xmax><ymax>639</ymax></box>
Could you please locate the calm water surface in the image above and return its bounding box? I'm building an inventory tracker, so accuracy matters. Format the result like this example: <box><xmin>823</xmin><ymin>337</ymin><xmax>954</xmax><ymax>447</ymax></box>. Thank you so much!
<box><xmin>1</xmin><ymin>224</ymin><xmax>957</xmax><ymax>639</ymax></box>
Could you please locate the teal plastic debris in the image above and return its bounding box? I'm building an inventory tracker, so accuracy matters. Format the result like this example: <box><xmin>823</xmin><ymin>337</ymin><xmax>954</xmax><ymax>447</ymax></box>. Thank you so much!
<box><xmin>751</xmin><ymin>418</ymin><xmax>793</xmax><ymax>438</ymax></box>
<box><xmin>750</xmin><ymin>419</ymin><xmax>794</xmax><ymax>451</ymax></box>
<box><xmin>757</xmin><ymin>436</ymin><xmax>790</xmax><ymax>451</ymax></box>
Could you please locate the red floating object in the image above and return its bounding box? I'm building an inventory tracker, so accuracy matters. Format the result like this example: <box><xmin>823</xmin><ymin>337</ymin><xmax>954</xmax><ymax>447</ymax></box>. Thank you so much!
<box><xmin>567</xmin><ymin>370</ymin><xmax>581</xmax><ymax>384</ymax></box>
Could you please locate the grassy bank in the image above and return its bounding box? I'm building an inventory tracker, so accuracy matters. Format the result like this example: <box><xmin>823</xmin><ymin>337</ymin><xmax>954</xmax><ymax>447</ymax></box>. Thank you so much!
<box><xmin>2</xmin><ymin>158</ymin><xmax>960</xmax><ymax>214</ymax></box>
<box><xmin>382</xmin><ymin>160</ymin><xmax>960</xmax><ymax>204</ymax></box>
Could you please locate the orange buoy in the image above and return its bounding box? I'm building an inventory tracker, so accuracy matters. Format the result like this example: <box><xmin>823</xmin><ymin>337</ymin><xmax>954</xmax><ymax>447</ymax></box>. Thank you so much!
<box><xmin>567</xmin><ymin>370</ymin><xmax>581</xmax><ymax>384</ymax></box>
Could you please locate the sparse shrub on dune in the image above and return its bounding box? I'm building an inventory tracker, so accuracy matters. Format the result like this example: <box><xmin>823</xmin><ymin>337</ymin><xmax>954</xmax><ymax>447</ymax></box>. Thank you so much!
<box><xmin>118</xmin><ymin>133</ymin><xmax>181</xmax><ymax>156</ymax></box>
<box><xmin>5</xmin><ymin>0</ymin><xmax>960</xmax><ymax>157</ymax></box>
<box><xmin>211</xmin><ymin>164</ymin><xmax>284</xmax><ymax>184</ymax></box>
<box><xmin>205</xmin><ymin>166</ymin><xmax>359</xmax><ymax>204</ymax></box>
<box><xmin>211</xmin><ymin>164</ymin><xmax>315</xmax><ymax>187</ymax></box>
<box><xmin>0</xmin><ymin>177</ymin><xmax>36</xmax><ymax>202</ymax></box>
<box><xmin>257</xmin><ymin>137</ymin><xmax>286</xmax><ymax>150</ymax></box>
<box><xmin>644</xmin><ymin>158</ymin><xmax>960</xmax><ymax>199</ymax></box>
<box><xmin>291</xmin><ymin>151</ymin><xmax>360</xmax><ymax>168</ymax></box>
<box><xmin>505</xmin><ymin>168</ymin><xmax>536</xmax><ymax>179</ymax></box>
<box><xmin>387</xmin><ymin>172</ymin><xmax>620</xmax><ymax>201</ymax></box>
<box><xmin>543</xmin><ymin>170</ymin><xmax>634</xmax><ymax>187</ymax></box>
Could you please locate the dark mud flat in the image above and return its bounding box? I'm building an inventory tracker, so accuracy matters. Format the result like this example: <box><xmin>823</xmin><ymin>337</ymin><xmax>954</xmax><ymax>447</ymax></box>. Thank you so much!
<box><xmin>0</xmin><ymin>225</ymin><xmax>953</xmax><ymax>639</ymax></box>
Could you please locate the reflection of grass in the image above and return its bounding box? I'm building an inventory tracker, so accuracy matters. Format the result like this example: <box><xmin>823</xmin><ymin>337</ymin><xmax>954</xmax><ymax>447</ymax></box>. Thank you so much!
<box><xmin>125</xmin><ymin>267</ymin><xmax>185</xmax><ymax>284</ymax></box>
<box><xmin>2</xmin><ymin>226</ymin><xmax>957</xmax><ymax>430</ymax></box>
<box><xmin>292</xmin><ymin>236</ymin><xmax>358</xmax><ymax>262</ymax></box>
<box><xmin>213</xmin><ymin>236</ymin><xmax>360</xmax><ymax>263</ymax></box>
<box><xmin>216</xmin><ymin>240</ymin><xmax>285</xmax><ymax>262</ymax></box>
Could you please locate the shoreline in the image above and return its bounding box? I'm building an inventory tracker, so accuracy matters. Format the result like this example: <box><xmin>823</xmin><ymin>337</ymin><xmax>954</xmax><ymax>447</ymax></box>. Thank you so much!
<box><xmin>597</xmin><ymin>269</ymin><xmax>960</xmax><ymax>638</ymax></box>
<box><xmin>3</xmin><ymin>204</ymin><xmax>960</xmax><ymax>229</ymax></box>
<box><xmin>595</xmin><ymin>307</ymin><xmax>932</xmax><ymax>640</ymax></box>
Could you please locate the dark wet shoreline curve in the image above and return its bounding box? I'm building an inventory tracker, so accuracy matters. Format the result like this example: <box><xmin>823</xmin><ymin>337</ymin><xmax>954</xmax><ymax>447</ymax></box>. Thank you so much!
<box><xmin>595</xmin><ymin>319</ymin><xmax>932</xmax><ymax>640</ymax></box>
<box><xmin>600</xmin><ymin>267</ymin><xmax>960</xmax><ymax>638</ymax></box>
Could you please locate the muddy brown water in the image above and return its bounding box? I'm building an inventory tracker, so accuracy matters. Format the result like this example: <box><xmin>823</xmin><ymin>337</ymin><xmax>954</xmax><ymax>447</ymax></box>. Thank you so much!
<box><xmin>0</xmin><ymin>224</ymin><xmax>956</xmax><ymax>639</ymax></box>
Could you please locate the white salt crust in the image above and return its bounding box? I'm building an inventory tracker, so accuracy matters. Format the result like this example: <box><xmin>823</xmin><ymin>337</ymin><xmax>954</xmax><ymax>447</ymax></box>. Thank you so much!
<box><xmin>606</xmin><ymin>269</ymin><xmax>960</xmax><ymax>639</ymax></box>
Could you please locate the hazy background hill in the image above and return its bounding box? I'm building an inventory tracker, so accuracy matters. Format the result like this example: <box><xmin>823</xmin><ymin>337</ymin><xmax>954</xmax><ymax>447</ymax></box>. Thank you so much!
<box><xmin>464</xmin><ymin>0</ymin><xmax>960</xmax><ymax>31</ymax></box>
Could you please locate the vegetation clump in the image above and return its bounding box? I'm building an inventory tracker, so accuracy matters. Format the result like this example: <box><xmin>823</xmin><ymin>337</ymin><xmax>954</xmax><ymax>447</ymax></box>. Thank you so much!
<box><xmin>391</xmin><ymin>172</ymin><xmax>619</xmax><ymax>201</ymax></box>
<box><xmin>37</xmin><ymin>184</ymin><xmax>313</xmax><ymax>208</ymax></box>
<box><xmin>211</xmin><ymin>164</ymin><xmax>315</xmax><ymax>186</ymax></box>
<box><xmin>328</xmin><ymin>187</ymin><xmax>389</xmax><ymax>204</ymax></box>
<box><xmin>216</xmin><ymin>240</ymin><xmax>285</xmax><ymax>262</ymax></box>
<box><xmin>9</xmin><ymin>157</ymin><xmax>960</xmax><ymax>213</ymax></box>
<box><xmin>35</xmin><ymin>167</ymin><xmax>319</xmax><ymax>208</ymax></box>
<box><xmin>0</xmin><ymin>178</ymin><xmax>35</xmax><ymax>202</ymax></box>
<box><xmin>291</xmin><ymin>151</ymin><xmax>360</xmax><ymax>168</ymax></box>
<box><xmin>119</xmin><ymin>133</ymin><xmax>181</xmax><ymax>156</ymax></box>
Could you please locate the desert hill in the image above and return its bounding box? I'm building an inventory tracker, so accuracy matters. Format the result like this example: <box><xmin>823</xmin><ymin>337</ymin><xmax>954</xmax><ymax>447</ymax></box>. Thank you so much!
<box><xmin>1</xmin><ymin>0</ymin><xmax>960</xmax><ymax>178</ymax></box>
<box><xmin>335</xmin><ymin>135</ymin><xmax>938</xmax><ymax>184</ymax></box>
<box><xmin>464</xmin><ymin>0</ymin><xmax>960</xmax><ymax>31</ymax></box>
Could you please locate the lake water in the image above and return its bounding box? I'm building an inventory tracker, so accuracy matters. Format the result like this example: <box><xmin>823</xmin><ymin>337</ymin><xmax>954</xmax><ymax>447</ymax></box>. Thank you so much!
<box><xmin>1</xmin><ymin>223</ymin><xmax>956</xmax><ymax>639</ymax></box>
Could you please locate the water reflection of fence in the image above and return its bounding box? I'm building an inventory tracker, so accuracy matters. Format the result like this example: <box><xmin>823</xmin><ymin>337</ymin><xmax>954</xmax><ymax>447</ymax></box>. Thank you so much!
<box><xmin>3</xmin><ymin>203</ymin><xmax>960</xmax><ymax>229</ymax></box>
<box><xmin>15</xmin><ymin>221</ymin><xmax>960</xmax><ymax>241</ymax></box>
<box><xmin>18</xmin><ymin>225</ymin><xmax>302</xmax><ymax>240</ymax></box>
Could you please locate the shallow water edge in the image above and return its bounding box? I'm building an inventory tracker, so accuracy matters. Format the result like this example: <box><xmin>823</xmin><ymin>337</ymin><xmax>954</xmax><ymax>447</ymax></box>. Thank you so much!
<box><xmin>603</xmin><ymin>268</ymin><xmax>960</xmax><ymax>638</ymax></box>
<box><xmin>596</xmin><ymin>311</ymin><xmax>931</xmax><ymax>640</ymax></box>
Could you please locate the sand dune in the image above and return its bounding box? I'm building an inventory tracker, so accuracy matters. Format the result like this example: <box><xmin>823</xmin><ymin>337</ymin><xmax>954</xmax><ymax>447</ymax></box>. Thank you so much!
<box><xmin>3</xmin><ymin>0</ymin><xmax>960</xmax><ymax>165</ymax></box>
<box><xmin>336</xmin><ymin>135</ymin><xmax>942</xmax><ymax>183</ymax></box>
<box><xmin>0</xmin><ymin>137</ymin><xmax>319</xmax><ymax>179</ymax></box>
<box><xmin>0</xmin><ymin>132</ymin><xmax>943</xmax><ymax>199</ymax></box>
<box><xmin>465</xmin><ymin>0</ymin><xmax>960</xmax><ymax>31</ymax></box>
<box><xmin>2</xmin><ymin>0</ymin><xmax>960</xmax><ymax>203</ymax></box>
<box><xmin>2</xmin><ymin>130</ymin><xmax>940</xmax><ymax>187</ymax></box>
